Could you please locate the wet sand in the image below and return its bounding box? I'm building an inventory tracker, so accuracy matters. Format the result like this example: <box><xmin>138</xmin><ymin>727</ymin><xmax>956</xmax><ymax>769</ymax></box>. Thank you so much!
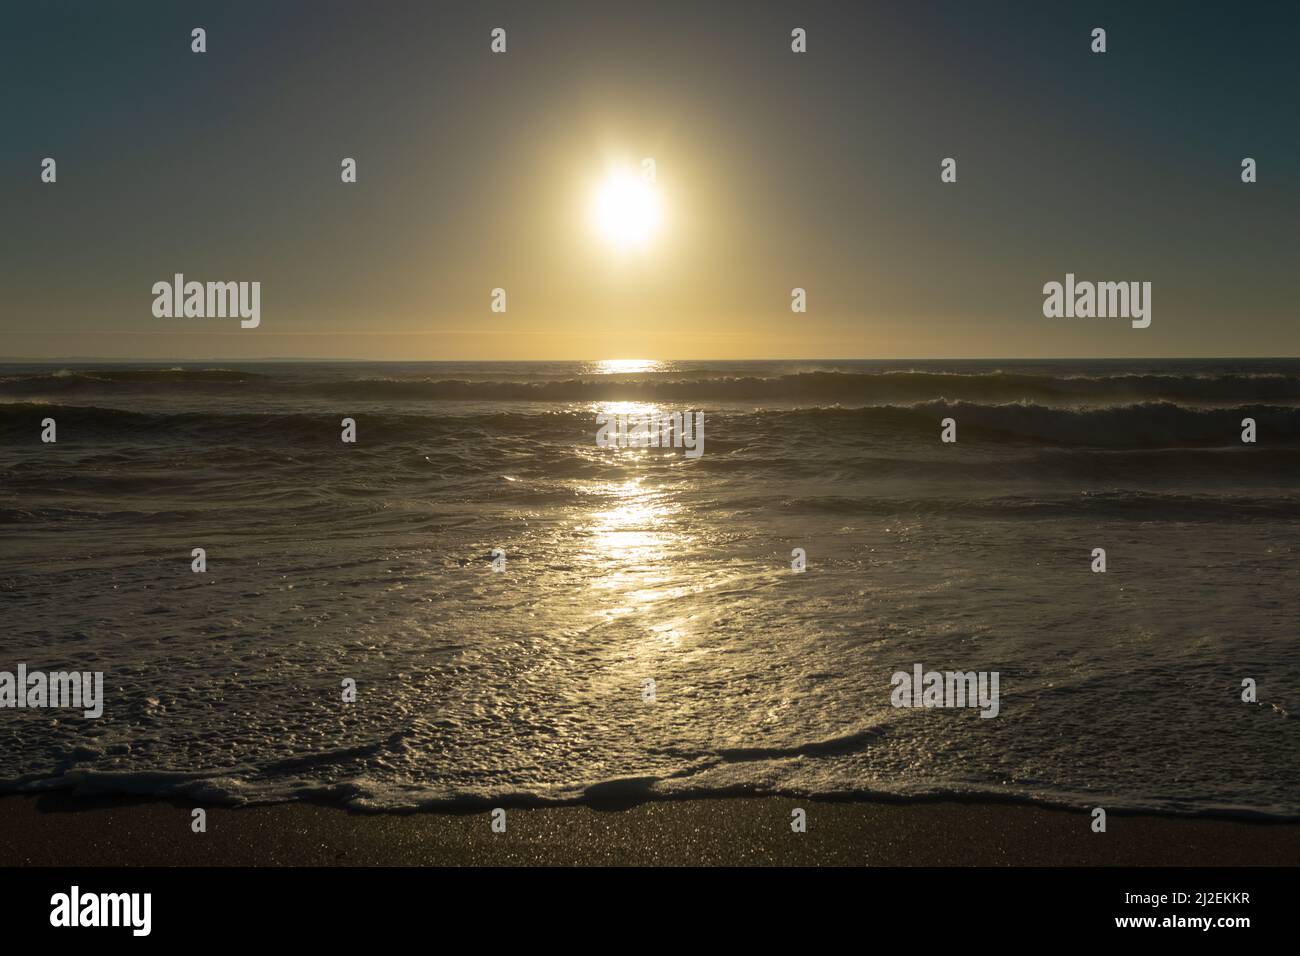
<box><xmin>2</xmin><ymin>794</ymin><xmax>1296</xmax><ymax>866</ymax></box>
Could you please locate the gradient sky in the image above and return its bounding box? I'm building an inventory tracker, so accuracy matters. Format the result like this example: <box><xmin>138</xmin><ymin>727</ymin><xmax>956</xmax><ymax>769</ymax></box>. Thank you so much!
<box><xmin>2</xmin><ymin>0</ymin><xmax>1297</xmax><ymax>360</ymax></box>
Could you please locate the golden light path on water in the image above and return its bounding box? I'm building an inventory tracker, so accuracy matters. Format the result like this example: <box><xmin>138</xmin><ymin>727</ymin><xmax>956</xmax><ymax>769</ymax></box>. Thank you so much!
<box><xmin>582</xmin><ymin>474</ymin><xmax>693</xmax><ymax>671</ymax></box>
<box><xmin>578</xmin><ymin>386</ymin><xmax>696</xmax><ymax>660</ymax></box>
<box><xmin>590</xmin><ymin>358</ymin><xmax>662</xmax><ymax>375</ymax></box>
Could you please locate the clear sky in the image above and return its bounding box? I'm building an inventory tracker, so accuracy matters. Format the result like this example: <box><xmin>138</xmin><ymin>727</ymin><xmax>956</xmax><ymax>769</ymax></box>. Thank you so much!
<box><xmin>2</xmin><ymin>0</ymin><xmax>1297</xmax><ymax>360</ymax></box>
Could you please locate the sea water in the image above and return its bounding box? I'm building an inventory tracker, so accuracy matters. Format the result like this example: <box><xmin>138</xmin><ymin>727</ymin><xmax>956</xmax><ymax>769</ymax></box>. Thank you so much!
<box><xmin>1</xmin><ymin>359</ymin><xmax>1296</xmax><ymax>816</ymax></box>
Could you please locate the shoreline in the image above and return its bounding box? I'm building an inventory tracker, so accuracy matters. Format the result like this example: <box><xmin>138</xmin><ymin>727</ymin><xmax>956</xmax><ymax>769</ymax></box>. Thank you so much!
<box><xmin>3</xmin><ymin>793</ymin><xmax>1297</xmax><ymax>866</ymax></box>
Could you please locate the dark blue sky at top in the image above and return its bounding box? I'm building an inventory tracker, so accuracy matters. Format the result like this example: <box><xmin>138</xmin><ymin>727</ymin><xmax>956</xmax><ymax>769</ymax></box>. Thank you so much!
<box><xmin>2</xmin><ymin>0</ymin><xmax>1296</xmax><ymax>359</ymax></box>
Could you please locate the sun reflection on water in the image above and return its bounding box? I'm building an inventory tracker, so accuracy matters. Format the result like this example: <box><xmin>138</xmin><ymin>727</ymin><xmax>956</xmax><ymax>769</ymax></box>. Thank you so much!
<box><xmin>572</xmin><ymin>438</ymin><xmax>705</xmax><ymax>689</ymax></box>
<box><xmin>586</xmin><ymin>478</ymin><xmax>676</xmax><ymax>566</ymax></box>
<box><xmin>592</xmin><ymin>358</ymin><xmax>662</xmax><ymax>375</ymax></box>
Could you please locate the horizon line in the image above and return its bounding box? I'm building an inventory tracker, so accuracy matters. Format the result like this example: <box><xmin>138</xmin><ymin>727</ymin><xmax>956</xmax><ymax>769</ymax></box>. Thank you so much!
<box><xmin>1</xmin><ymin>356</ymin><xmax>1298</xmax><ymax>364</ymax></box>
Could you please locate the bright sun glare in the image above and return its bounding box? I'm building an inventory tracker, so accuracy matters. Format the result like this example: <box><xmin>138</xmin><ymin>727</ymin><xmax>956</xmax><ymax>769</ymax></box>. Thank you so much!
<box><xmin>591</xmin><ymin>169</ymin><xmax>662</xmax><ymax>249</ymax></box>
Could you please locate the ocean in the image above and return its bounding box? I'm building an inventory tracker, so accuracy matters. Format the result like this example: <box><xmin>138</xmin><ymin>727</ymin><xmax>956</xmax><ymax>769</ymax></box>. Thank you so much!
<box><xmin>1</xmin><ymin>359</ymin><xmax>1296</xmax><ymax>817</ymax></box>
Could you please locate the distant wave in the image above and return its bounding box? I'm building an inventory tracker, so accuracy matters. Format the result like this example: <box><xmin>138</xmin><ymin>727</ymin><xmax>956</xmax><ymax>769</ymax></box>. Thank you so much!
<box><xmin>0</xmin><ymin>368</ymin><xmax>263</xmax><ymax>392</ymax></box>
<box><xmin>4</xmin><ymin>368</ymin><xmax>1300</xmax><ymax>404</ymax></box>
<box><xmin>298</xmin><ymin>370</ymin><xmax>1300</xmax><ymax>405</ymax></box>
<box><xmin>780</xmin><ymin>400</ymin><xmax>1300</xmax><ymax>447</ymax></box>
<box><xmin>4</xmin><ymin>400</ymin><xmax>1296</xmax><ymax>449</ymax></box>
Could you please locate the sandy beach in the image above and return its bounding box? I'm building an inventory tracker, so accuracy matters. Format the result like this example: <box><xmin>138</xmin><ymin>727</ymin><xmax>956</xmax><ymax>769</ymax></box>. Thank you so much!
<box><xmin>3</xmin><ymin>794</ymin><xmax>1296</xmax><ymax>866</ymax></box>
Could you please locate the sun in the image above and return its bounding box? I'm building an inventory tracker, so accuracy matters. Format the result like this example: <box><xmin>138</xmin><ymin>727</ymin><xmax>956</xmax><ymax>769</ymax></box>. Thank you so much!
<box><xmin>591</xmin><ymin>168</ymin><xmax>662</xmax><ymax>249</ymax></box>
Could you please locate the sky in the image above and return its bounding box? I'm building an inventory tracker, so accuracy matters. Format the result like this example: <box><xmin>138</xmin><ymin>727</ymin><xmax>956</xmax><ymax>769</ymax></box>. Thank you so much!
<box><xmin>2</xmin><ymin>0</ymin><xmax>1297</xmax><ymax>360</ymax></box>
